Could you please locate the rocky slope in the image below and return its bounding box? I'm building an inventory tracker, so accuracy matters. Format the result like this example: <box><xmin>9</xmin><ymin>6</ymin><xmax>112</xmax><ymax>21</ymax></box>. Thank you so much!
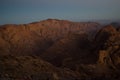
<box><xmin>0</xmin><ymin>55</ymin><xmax>80</xmax><ymax>80</ymax></box>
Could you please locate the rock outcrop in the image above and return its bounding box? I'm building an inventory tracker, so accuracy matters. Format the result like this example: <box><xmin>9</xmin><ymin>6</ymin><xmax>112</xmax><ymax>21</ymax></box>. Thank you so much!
<box><xmin>96</xmin><ymin>25</ymin><xmax>120</xmax><ymax>70</ymax></box>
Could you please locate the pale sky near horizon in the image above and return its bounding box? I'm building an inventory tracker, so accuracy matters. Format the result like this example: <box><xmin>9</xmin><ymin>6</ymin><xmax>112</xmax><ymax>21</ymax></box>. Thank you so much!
<box><xmin>0</xmin><ymin>0</ymin><xmax>120</xmax><ymax>24</ymax></box>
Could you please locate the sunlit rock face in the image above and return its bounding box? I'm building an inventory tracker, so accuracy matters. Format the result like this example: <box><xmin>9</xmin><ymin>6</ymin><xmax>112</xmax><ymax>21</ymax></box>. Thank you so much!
<box><xmin>96</xmin><ymin>25</ymin><xmax>120</xmax><ymax>70</ymax></box>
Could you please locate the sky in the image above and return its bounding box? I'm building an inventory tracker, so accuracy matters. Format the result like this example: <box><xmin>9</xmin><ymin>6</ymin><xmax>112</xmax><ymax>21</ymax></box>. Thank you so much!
<box><xmin>0</xmin><ymin>0</ymin><xmax>120</xmax><ymax>24</ymax></box>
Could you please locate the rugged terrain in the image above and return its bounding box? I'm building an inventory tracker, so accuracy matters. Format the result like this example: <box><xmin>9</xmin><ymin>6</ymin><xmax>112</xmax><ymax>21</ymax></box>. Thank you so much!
<box><xmin>0</xmin><ymin>19</ymin><xmax>120</xmax><ymax>80</ymax></box>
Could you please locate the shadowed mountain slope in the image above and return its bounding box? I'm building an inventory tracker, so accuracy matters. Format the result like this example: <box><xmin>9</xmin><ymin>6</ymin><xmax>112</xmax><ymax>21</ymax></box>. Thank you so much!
<box><xmin>40</xmin><ymin>33</ymin><xmax>96</xmax><ymax>67</ymax></box>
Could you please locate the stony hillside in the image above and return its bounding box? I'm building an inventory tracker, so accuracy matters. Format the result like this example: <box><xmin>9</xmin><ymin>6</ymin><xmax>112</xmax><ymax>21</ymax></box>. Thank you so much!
<box><xmin>0</xmin><ymin>55</ymin><xmax>80</xmax><ymax>80</ymax></box>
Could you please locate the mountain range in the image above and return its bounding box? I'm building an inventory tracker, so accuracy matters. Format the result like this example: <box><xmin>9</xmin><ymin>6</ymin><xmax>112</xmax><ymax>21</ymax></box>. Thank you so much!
<box><xmin>0</xmin><ymin>19</ymin><xmax>120</xmax><ymax>80</ymax></box>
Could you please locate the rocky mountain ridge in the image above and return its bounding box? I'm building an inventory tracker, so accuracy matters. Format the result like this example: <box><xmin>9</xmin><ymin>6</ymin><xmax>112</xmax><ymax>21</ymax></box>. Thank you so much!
<box><xmin>0</xmin><ymin>19</ymin><xmax>100</xmax><ymax>56</ymax></box>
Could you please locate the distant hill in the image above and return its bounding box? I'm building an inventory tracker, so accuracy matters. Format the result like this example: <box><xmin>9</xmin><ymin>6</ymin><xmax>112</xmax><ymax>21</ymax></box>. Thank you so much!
<box><xmin>0</xmin><ymin>19</ymin><xmax>100</xmax><ymax>56</ymax></box>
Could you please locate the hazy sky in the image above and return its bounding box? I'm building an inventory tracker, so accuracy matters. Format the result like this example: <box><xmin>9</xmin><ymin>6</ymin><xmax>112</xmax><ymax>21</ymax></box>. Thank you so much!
<box><xmin>0</xmin><ymin>0</ymin><xmax>120</xmax><ymax>24</ymax></box>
